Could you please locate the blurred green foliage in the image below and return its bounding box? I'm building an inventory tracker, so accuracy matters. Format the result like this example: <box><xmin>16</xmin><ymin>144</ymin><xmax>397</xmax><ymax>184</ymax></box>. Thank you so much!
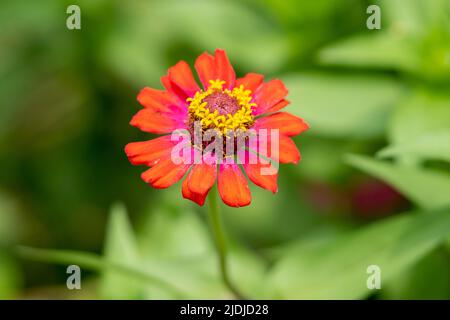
<box><xmin>1</xmin><ymin>0</ymin><xmax>450</xmax><ymax>299</ymax></box>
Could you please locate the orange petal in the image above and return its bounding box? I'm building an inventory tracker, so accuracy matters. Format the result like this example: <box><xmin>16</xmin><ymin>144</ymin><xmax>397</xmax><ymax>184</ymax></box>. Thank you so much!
<box><xmin>218</xmin><ymin>163</ymin><xmax>251</xmax><ymax>207</ymax></box>
<box><xmin>195</xmin><ymin>52</ymin><xmax>216</xmax><ymax>90</ymax></box>
<box><xmin>130</xmin><ymin>109</ymin><xmax>185</xmax><ymax>134</ymax></box>
<box><xmin>182</xmin><ymin>177</ymin><xmax>208</xmax><ymax>206</ymax></box>
<box><xmin>137</xmin><ymin>87</ymin><xmax>181</xmax><ymax>113</ymax></box>
<box><xmin>125</xmin><ymin>136</ymin><xmax>175</xmax><ymax>166</ymax></box>
<box><xmin>181</xmin><ymin>163</ymin><xmax>217</xmax><ymax>206</ymax></box>
<box><xmin>168</xmin><ymin>60</ymin><xmax>200</xmax><ymax>99</ymax></box>
<box><xmin>265</xmin><ymin>99</ymin><xmax>290</xmax><ymax>114</ymax></box>
<box><xmin>161</xmin><ymin>75</ymin><xmax>186</xmax><ymax>106</ymax></box>
<box><xmin>240</xmin><ymin>153</ymin><xmax>278</xmax><ymax>193</ymax></box>
<box><xmin>256</xmin><ymin>133</ymin><xmax>301</xmax><ymax>165</ymax></box>
<box><xmin>214</xmin><ymin>49</ymin><xmax>235</xmax><ymax>89</ymax></box>
<box><xmin>141</xmin><ymin>157</ymin><xmax>190</xmax><ymax>189</ymax></box>
<box><xmin>253</xmin><ymin>79</ymin><xmax>288</xmax><ymax>115</ymax></box>
<box><xmin>161</xmin><ymin>75</ymin><xmax>174</xmax><ymax>93</ymax></box>
<box><xmin>255</xmin><ymin>112</ymin><xmax>309</xmax><ymax>136</ymax></box>
<box><xmin>235</xmin><ymin>73</ymin><xmax>264</xmax><ymax>93</ymax></box>
<box><xmin>277</xmin><ymin>135</ymin><xmax>301</xmax><ymax>164</ymax></box>
<box><xmin>187</xmin><ymin>163</ymin><xmax>217</xmax><ymax>195</ymax></box>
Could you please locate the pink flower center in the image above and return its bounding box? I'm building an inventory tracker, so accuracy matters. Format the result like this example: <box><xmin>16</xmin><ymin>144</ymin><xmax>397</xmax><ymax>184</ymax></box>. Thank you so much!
<box><xmin>201</xmin><ymin>92</ymin><xmax>241</xmax><ymax>116</ymax></box>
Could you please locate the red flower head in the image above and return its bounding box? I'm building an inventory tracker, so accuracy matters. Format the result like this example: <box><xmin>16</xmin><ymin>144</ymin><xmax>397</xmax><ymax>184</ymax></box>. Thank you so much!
<box><xmin>125</xmin><ymin>49</ymin><xmax>308</xmax><ymax>207</ymax></box>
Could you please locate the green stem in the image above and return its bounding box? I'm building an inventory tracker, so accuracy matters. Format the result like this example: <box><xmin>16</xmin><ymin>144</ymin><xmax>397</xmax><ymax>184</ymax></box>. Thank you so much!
<box><xmin>207</xmin><ymin>185</ymin><xmax>246</xmax><ymax>300</ymax></box>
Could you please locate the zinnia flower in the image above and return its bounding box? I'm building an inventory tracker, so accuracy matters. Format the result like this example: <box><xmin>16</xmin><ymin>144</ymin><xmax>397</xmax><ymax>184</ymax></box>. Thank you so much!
<box><xmin>125</xmin><ymin>49</ymin><xmax>308</xmax><ymax>207</ymax></box>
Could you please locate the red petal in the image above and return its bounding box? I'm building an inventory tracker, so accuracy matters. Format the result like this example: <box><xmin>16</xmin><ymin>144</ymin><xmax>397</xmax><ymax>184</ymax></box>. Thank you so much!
<box><xmin>125</xmin><ymin>136</ymin><xmax>175</xmax><ymax>166</ymax></box>
<box><xmin>167</xmin><ymin>60</ymin><xmax>200</xmax><ymax>99</ymax></box>
<box><xmin>130</xmin><ymin>109</ymin><xmax>185</xmax><ymax>134</ymax></box>
<box><xmin>187</xmin><ymin>163</ymin><xmax>217</xmax><ymax>195</ymax></box>
<box><xmin>240</xmin><ymin>152</ymin><xmax>278</xmax><ymax>193</ymax></box>
<box><xmin>235</xmin><ymin>73</ymin><xmax>264</xmax><ymax>92</ymax></box>
<box><xmin>141</xmin><ymin>157</ymin><xmax>190</xmax><ymax>189</ymax></box>
<box><xmin>253</xmin><ymin>79</ymin><xmax>288</xmax><ymax>116</ymax></box>
<box><xmin>214</xmin><ymin>49</ymin><xmax>235</xmax><ymax>89</ymax></box>
<box><xmin>218</xmin><ymin>163</ymin><xmax>251</xmax><ymax>207</ymax></box>
<box><xmin>255</xmin><ymin>112</ymin><xmax>309</xmax><ymax>136</ymax></box>
<box><xmin>195</xmin><ymin>52</ymin><xmax>216</xmax><ymax>90</ymax></box>
<box><xmin>137</xmin><ymin>87</ymin><xmax>181</xmax><ymax>113</ymax></box>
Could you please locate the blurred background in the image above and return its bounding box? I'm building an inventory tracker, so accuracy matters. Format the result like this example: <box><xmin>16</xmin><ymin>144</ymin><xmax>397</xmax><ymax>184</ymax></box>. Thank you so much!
<box><xmin>1</xmin><ymin>0</ymin><xmax>450</xmax><ymax>299</ymax></box>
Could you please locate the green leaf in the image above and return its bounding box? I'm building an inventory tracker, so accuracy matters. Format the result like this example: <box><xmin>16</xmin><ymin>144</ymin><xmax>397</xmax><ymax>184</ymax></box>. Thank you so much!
<box><xmin>99</xmin><ymin>203</ymin><xmax>144</xmax><ymax>299</ymax></box>
<box><xmin>388</xmin><ymin>91</ymin><xmax>450</xmax><ymax>145</ymax></box>
<box><xmin>380</xmin><ymin>0</ymin><xmax>450</xmax><ymax>35</ymax></box>
<box><xmin>135</xmin><ymin>205</ymin><xmax>228</xmax><ymax>299</ymax></box>
<box><xmin>267</xmin><ymin>208</ymin><xmax>450</xmax><ymax>299</ymax></box>
<box><xmin>136</xmin><ymin>201</ymin><xmax>268</xmax><ymax>299</ymax></box>
<box><xmin>101</xmin><ymin>203</ymin><xmax>228</xmax><ymax>299</ymax></box>
<box><xmin>0</xmin><ymin>251</ymin><xmax>21</xmax><ymax>299</ymax></box>
<box><xmin>377</xmin><ymin>130</ymin><xmax>450</xmax><ymax>162</ymax></box>
<box><xmin>345</xmin><ymin>154</ymin><xmax>450</xmax><ymax>210</ymax></box>
<box><xmin>381</xmin><ymin>249</ymin><xmax>450</xmax><ymax>299</ymax></box>
<box><xmin>284</xmin><ymin>73</ymin><xmax>404</xmax><ymax>138</ymax></box>
<box><xmin>137</xmin><ymin>207</ymin><xmax>212</xmax><ymax>259</ymax></box>
<box><xmin>17</xmin><ymin>201</ymin><xmax>266</xmax><ymax>299</ymax></box>
<box><xmin>319</xmin><ymin>1</ymin><xmax>450</xmax><ymax>77</ymax></box>
<box><xmin>319</xmin><ymin>33</ymin><xmax>420</xmax><ymax>73</ymax></box>
<box><xmin>16</xmin><ymin>246</ymin><xmax>184</xmax><ymax>297</ymax></box>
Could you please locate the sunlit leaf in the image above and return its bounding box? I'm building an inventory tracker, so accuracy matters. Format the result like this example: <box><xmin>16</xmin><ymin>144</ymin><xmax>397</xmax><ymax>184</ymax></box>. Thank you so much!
<box><xmin>135</xmin><ymin>204</ymin><xmax>228</xmax><ymax>298</ymax></box>
<box><xmin>319</xmin><ymin>1</ymin><xmax>450</xmax><ymax>77</ymax></box>
<box><xmin>319</xmin><ymin>33</ymin><xmax>420</xmax><ymax>73</ymax></box>
<box><xmin>380</xmin><ymin>0</ymin><xmax>450</xmax><ymax>35</ymax></box>
<box><xmin>267</xmin><ymin>208</ymin><xmax>450</xmax><ymax>299</ymax></box>
<box><xmin>284</xmin><ymin>73</ymin><xmax>404</xmax><ymax>138</ymax></box>
<box><xmin>137</xmin><ymin>207</ymin><xmax>211</xmax><ymax>259</ymax></box>
<box><xmin>377</xmin><ymin>130</ymin><xmax>450</xmax><ymax>162</ymax></box>
<box><xmin>100</xmin><ymin>203</ymin><xmax>231</xmax><ymax>299</ymax></box>
<box><xmin>136</xmin><ymin>201</ymin><xmax>267</xmax><ymax>299</ymax></box>
<box><xmin>99</xmin><ymin>203</ymin><xmax>144</xmax><ymax>299</ymax></box>
<box><xmin>388</xmin><ymin>91</ymin><xmax>450</xmax><ymax>145</ymax></box>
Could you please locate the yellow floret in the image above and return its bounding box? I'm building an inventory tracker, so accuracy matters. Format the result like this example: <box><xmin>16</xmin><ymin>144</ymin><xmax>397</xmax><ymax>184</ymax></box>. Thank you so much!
<box><xmin>187</xmin><ymin>80</ymin><xmax>256</xmax><ymax>135</ymax></box>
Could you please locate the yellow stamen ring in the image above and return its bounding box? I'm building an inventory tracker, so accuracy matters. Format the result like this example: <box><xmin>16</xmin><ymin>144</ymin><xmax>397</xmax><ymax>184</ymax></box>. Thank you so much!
<box><xmin>187</xmin><ymin>80</ymin><xmax>256</xmax><ymax>135</ymax></box>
